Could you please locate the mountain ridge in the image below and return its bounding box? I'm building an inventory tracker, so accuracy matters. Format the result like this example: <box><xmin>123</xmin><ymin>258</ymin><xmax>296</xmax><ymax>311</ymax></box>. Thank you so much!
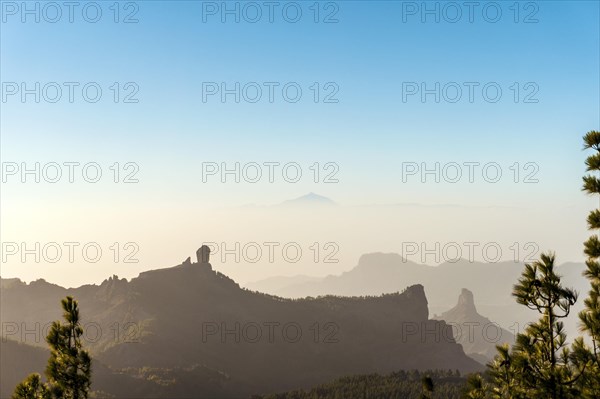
<box><xmin>1</xmin><ymin>247</ymin><xmax>481</xmax><ymax>398</ymax></box>
<box><xmin>245</xmin><ymin>252</ymin><xmax>588</xmax><ymax>337</ymax></box>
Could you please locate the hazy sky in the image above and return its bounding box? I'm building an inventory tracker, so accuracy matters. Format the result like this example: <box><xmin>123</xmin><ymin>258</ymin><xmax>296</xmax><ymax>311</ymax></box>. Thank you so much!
<box><xmin>1</xmin><ymin>1</ymin><xmax>599</xmax><ymax>287</ymax></box>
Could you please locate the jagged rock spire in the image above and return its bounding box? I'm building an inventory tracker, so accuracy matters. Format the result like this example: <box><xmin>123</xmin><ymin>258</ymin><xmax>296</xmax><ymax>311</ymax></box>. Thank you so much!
<box><xmin>197</xmin><ymin>245</ymin><xmax>211</xmax><ymax>264</ymax></box>
<box><xmin>457</xmin><ymin>288</ymin><xmax>477</xmax><ymax>313</ymax></box>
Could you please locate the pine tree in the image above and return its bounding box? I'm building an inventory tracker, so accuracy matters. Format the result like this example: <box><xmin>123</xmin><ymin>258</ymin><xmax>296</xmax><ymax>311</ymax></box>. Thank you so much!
<box><xmin>579</xmin><ymin>130</ymin><xmax>600</xmax><ymax>397</ymax></box>
<box><xmin>463</xmin><ymin>131</ymin><xmax>600</xmax><ymax>398</ymax></box>
<box><xmin>464</xmin><ymin>253</ymin><xmax>583</xmax><ymax>398</ymax></box>
<box><xmin>486</xmin><ymin>344</ymin><xmax>524</xmax><ymax>398</ymax></box>
<box><xmin>12</xmin><ymin>296</ymin><xmax>91</xmax><ymax>399</ymax></box>
<box><xmin>510</xmin><ymin>253</ymin><xmax>579</xmax><ymax>398</ymax></box>
<box><xmin>12</xmin><ymin>374</ymin><xmax>51</xmax><ymax>399</ymax></box>
<box><xmin>465</xmin><ymin>373</ymin><xmax>488</xmax><ymax>399</ymax></box>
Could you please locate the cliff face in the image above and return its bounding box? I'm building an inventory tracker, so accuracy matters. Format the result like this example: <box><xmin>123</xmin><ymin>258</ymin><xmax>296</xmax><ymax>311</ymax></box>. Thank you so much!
<box><xmin>1</xmin><ymin>250</ymin><xmax>481</xmax><ymax>397</ymax></box>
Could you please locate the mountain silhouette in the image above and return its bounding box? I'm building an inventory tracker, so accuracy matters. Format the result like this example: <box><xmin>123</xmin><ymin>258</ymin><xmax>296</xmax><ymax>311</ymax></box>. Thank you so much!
<box><xmin>278</xmin><ymin>192</ymin><xmax>338</xmax><ymax>207</ymax></box>
<box><xmin>246</xmin><ymin>253</ymin><xmax>588</xmax><ymax>338</ymax></box>
<box><xmin>0</xmin><ymin>247</ymin><xmax>481</xmax><ymax>398</ymax></box>
<box><xmin>433</xmin><ymin>289</ymin><xmax>515</xmax><ymax>363</ymax></box>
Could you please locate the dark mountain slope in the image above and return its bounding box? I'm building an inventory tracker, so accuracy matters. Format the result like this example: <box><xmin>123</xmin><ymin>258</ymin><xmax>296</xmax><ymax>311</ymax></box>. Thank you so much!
<box><xmin>1</xmin><ymin>249</ymin><xmax>481</xmax><ymax>397</ymax></box>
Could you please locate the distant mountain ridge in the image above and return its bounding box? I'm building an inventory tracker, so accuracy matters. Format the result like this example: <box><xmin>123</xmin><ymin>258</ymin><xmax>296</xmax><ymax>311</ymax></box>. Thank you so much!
<box><xmin>278</xmin><ymin>192</ymin><xmax>338</xmax><ymax>207</ymax></box>
<box><xmin>245</xmin><ymin>252</ymin><xmax>588</xmax><ymax>337</ymax></box>
<box><xmin>239</xmin><ymin>193</ymin><xmax>338</xmax><ymax>209</ymax></box>
<box><xmin>1</xmin><ymin>247</ymin><xmax>481</xmax><ymax>398</ymax></box>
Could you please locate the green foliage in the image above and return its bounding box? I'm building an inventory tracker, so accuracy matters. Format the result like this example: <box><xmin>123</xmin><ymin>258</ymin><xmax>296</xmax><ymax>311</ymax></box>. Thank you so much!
<box><xmin>12</xmin><ymin>297</ymin><xmax>92</xmax><ymax>399</ymax></box>
<box><xmin>420</xmin><ymin>375</ymin><xmax>434</xmax><ymax>399</ymax></box>
<box><xmin>485</xmin><ymin>344</ymin><xmax>525</xmax><ymax>399</ymax></box>
<box><xmin>464</xmin><ymin>374</ymin><xmax>487</xmax><ymax>399</ymax></box>
<box><xmin>582</xmin><ymin>175</ymin><xmax>600</xmax><ymax>195</ymax></box>
<box><xmin>12</xmin><ymin>374</ymin><xmax>51</xmax><ymax>399</ymax></box>
<box><xmin>583</xmin><ymin>130</ymin><xmax>600</xmax><ymax>151</ymax></box>
<box><xmin>255</xmin><ymin>370</ymin><xmax>465</xmax><ymax>399</ymax></box>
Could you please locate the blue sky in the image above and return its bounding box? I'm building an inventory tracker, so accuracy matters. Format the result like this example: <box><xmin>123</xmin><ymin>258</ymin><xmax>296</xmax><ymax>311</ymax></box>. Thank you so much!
<box><xmin>1</xmin><ymin>1</ymin><xmax>600</xmax><ymax>285</ymax></box>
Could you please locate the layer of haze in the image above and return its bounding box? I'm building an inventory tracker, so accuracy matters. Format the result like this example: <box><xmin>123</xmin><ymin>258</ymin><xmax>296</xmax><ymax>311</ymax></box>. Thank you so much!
<box><xmin>1</xmin><ymin>1</ymin><xmax>599</xmax><ymax>287</ymax></box>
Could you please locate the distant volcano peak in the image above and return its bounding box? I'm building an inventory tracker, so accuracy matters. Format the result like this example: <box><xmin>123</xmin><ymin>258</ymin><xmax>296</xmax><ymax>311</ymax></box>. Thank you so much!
<box><xmin>279</xmin><ymin>193</ymin><xmax>337</xmax><ymax>207</ymax></box>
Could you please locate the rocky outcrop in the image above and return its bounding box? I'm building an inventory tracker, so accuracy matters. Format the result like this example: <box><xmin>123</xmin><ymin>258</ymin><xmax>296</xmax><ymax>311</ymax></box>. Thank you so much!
<box><xmin>434</xmin><ymin>288</ymin><xmax>515</xmax><ymax>363</ymax></box>
<box><xmin>196</xmin><ymin>245</ymin><xmax>211</xmax><ymax>265</ymax></box>
<box><xmin>1</xmin><ymin>247</ymin><xmax>481</xmax><ymax>398</ymax></box>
